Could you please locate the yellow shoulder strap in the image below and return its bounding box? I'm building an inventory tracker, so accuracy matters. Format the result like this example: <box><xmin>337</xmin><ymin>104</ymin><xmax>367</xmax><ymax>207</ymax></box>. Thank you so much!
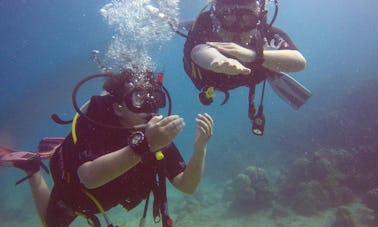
<box><xmin>71</xmin><ymin>113</ymin><xmax>79</xmax><ymax>144</ymax></box>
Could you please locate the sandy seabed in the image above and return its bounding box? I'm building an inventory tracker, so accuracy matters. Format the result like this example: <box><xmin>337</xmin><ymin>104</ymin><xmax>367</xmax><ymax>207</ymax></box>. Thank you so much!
<box><xmin>1</xmin><ymin>183</ymin><xmax>375</xmax><ymax>227</ymax></box>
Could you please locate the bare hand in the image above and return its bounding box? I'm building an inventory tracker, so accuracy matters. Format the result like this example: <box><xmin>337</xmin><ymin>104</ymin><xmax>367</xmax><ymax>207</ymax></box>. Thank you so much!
<box><xmin>145</xmin><ymin>115</ymin><xmax>185</xmax><ymax>152</ymax></box>
<box><xmin>207</xmin><ymin>42</ymin><xmax>256</xmax><ymax>63</ymax></box>
<box><xmin>210</xmin><ymin>57</ymin><xmax>251</xmax><ymax>75</ymax></box>
<box><xmin>195</xmin><ymin>113</ymin><xmax>214</xmax><ymax>146</ymax></box>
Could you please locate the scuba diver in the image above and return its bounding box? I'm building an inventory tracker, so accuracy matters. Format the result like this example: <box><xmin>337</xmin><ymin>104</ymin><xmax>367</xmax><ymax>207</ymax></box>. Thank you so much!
<box><xmin>0</xmin><ymin>69</ymin><xmax>214</xmax><ymax>227</ymax></box>
<box><xmin>182</xmin><ymin>0</ymin><xmax>309</xmax><ymax>135</ymax></box>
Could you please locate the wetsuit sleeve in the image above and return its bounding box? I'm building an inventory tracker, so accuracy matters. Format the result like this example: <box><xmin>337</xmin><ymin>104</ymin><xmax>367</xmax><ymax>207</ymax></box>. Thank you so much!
<box><xmin>266</xmin><ymin>27</ymin><xmax>298</xmax><ymax>50</ymax></box>
<box><xmin>163</xmin><ymin>143</ymin><xmax>186</xmax><ymax>182</ymax></box>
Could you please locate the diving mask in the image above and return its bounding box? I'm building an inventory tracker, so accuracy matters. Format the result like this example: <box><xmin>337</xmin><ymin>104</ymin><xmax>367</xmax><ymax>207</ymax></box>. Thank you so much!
<box><xmin>216</xmin><ymin>8</ymin><xmax>259</xmax><ymax>32</ymax></box>
<box><xmin>123</xmin><ymin>86</ymin><xmax>166</xmax><ymax>113</ymax></box>
<box><xmin>214</xmin><ymin>0</ymin><xmax>260</xmax><ymax>32</ymax></box>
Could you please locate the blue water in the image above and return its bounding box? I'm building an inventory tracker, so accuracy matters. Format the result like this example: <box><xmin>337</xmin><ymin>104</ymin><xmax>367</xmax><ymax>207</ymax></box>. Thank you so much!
<box><xmin>1</xmin><ymin>0</ymin><xmax>377</xmax><ymax>226</ymax></box>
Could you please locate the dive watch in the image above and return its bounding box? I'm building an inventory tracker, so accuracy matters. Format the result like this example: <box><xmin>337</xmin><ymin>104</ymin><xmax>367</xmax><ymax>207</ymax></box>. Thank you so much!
<box><xmin>128</xmin><ymin>131</ymin><xmax>150</xmax><ymax>155</ymax></box>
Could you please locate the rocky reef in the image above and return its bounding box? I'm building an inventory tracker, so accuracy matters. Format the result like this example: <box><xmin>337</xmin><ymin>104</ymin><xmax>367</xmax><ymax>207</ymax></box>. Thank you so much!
<box><xmin>223</xmin><ymin>166</ymin><xmax>275</xmax><ymax>213</ymax></box>
<box><xmin>218</xmin><ymin>145</ymin><xmax>378</xmax><ymax>226</ymax></box>
<box><xmin>364</xmin><ymin>188</ymin><xmax>378</xmax><ymax>214</ymax></box>
<box><xmin>278</xmin><ymin>152</ymin><xmax>352</xmax><ymax>216</ymax></box>
<box><xmin>277</xmin><ymin>145</ymin><xmax>378</xmax><ymax>222</ymax></box>
<box><xmin>331</xmin><ymin>206</ymin><xmax>356</xmax><ymax>227</ymax></box>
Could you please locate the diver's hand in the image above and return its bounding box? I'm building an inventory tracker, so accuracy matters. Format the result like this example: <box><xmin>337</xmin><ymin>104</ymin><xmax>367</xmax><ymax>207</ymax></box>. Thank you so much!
<box><xmin>145</xmin><ymin>115</ymin><xmax>185</xmax><ymax>152</ymax></box>
<box><xmin>194</xmin><ymin>113</ymin><xmax>214</xmax><ymax>147</ymax></box>
<box><xmin>207</xmin><ymin>42</ymin><xmax>256</xmax><ymax>63</ymax></box>
<box><xmin>210</xmin><ymin>57</ymin><xmax>251</xmax><ymax>75</ymax></box>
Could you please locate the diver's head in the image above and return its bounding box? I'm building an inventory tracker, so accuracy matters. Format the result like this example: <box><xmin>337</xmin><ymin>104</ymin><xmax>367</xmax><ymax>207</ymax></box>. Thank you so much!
<box><xmin>213</xmin><ymin>0</ymin><xmax>260</xmax><ymax>32</ymax></box>
<box><xmin>103</xmin><ymin>69</ymin><xmax>166</xmax><ymax>125</ymax></box>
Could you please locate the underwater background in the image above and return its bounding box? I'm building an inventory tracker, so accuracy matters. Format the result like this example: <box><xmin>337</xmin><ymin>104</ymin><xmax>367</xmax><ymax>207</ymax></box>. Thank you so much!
<box><xmin>0</xmin><ymin>0</ymin><xmax>377</xmax><ymax>226</ymax></box>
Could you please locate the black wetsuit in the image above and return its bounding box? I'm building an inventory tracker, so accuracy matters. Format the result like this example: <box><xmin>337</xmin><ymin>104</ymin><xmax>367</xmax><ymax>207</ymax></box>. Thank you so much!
<box><xmin>183</xmin><ymin>10</ymin><xmax>299</xmax><ymax>92</ymax></box>
<box><xmin>46</xmin><ymin>95</ymin><xmax>186</xmax><ymax>227</ymax></box>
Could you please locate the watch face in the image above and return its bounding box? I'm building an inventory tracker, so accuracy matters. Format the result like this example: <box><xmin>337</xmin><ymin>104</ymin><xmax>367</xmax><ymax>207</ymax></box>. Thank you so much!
<box><xmin>131</xmin><ymin>133</ymin><xmax>143</xmax><ymax>145</ymax></box>
<box><xmin>129</xmin><ymin>131</ymin><xmax>145</xmax><ymax>147</ymax></box>
<box><xmin>128</xmin><ymin>131</ymin><xmax>149</xmax><ymax>154</ymax></box>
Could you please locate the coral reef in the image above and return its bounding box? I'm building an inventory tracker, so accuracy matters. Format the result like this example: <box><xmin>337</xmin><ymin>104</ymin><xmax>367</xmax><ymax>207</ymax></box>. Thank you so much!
<box><xmin>364</xmin><ymin>188</ymin><xmax>378</xmax><ymax>214</ymax></box>
<box><xmin>223</xmin><ymin>166</ymin><xmax>274</xmax><ymax>213</ymax></box>
<box><xmin>290</xmin><ymin>180</ymin><xmax>330</xmax><ymax>216</ymax></box>
<box><xmin>174</xmin><ymin>188</ymin><xmax>219</xmax><ymax>215</ymax></box>
<box><xmin>278</xmin><ymin>145</ymin><xmax>378</xmax><ymax>217</ymax></box>
<box><xmin>331</xmin><ymin>207</ymin><xmax>356</xmax><ymax>227</ymax></box>
<box><xmin>347</xmin><ymin>203</ymin><xmax>377</xmax><ymax>227</ymax></box>
<box><xmin>344</xmin><ymin>146</ymin><xmax>378</xmax><ymax>194</ymax></box>
<box><xmin>278</xmin><ymin>150</ymin><xmax>355</xmax><ymax>216</ymax></box>
<box><xmin>270</xmin><ymin>203</ymin><xmax>290</xmax><ymax>219</ymax></box>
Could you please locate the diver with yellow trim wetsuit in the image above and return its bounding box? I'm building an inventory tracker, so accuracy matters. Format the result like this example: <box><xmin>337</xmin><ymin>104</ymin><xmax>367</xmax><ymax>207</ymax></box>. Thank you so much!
<box><xmin>183</xmin><ymin>0</ymin><xmax>308</xmax><ymax>135</ymax></box>
<box><xmin>0</xmin><ymin>69</ymin><xmax>214</xmax><ymax>227</ymax></box>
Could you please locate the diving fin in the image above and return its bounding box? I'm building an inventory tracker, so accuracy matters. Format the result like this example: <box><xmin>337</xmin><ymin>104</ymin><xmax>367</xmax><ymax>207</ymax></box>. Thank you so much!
<box><xmin>267</xmin><ymin>72</ymin><xmax>312</xmax><ymax>110</ymax></box>
<box><xmin>38</xmin><ymin>137</ymin><xmax>64</xmax><ymax>159</ymax></box>
<box><xmin>0</xmin><ymin>146</ymin><xmax>31</xmax><ymax>168</ymax></box>
<box><xmin>0</xmin><ymin>146</ymin><xmax>38</xmax><ymax>163</ymax></box>
<box><xmin>0</xmin><ymin>145</ymin><xmax>49</xmax><ymax>184</ymax></box>
<box><xmin>0</xmin><ymin>137</ymin><xmax>64</xmax><ymax>184</ymax></box>
<box><xmin>0</xmin><ymin>137</ymin><xmax>64</xmax><ymax>164</ymax></box>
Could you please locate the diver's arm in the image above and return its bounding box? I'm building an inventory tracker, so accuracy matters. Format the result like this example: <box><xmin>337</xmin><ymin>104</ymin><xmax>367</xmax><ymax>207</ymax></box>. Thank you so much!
<box><xmin>205</xmin><ymin>42</ymin><xmax>306</xmax><ymax>73</ymax></box>
<box><xmin>191</xmin><ymin>44</ymin><xmax>251</xmax><ymax>75</ymax></box>
<box><xmin>77</xmin><ymin>147</ymin><xmax>141</xmax><ymax>189</ymax></box>
<box><xmin>191</xmin><ymin>44</ymin><xmax>228</xmax><ymax>69</ymax></box>
<box><xmin>78</xmin><ymin>115</ymin><xmax>185</xmax><ymax>189</ymax></box>
<box><xmin>262</xmin><ymin>49</ymin><xmax>306</xmax><ymax>72</ymax></box>
<box><xmin>172</xmin><ymin>113</ymin><xmax>213</xmax><ymax>194</ymax></box>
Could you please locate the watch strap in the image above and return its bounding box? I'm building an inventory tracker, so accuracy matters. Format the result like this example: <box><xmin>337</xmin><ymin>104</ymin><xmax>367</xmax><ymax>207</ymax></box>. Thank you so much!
<box><xmin>128</xmin><ymin>131</ymin><xmax>161</xmax><ymax>163</ymax></box>
<box><xmin>129</xmin><ymin>131</ymin><xmax>150</xmax><ymax>155</ymax></box>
